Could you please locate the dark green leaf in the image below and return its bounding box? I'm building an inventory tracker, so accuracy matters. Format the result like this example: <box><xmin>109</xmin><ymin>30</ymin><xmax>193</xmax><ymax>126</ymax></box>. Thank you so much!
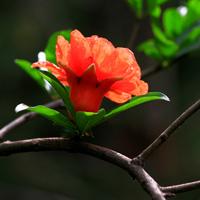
<box><xmin>104</xmin><ymin>92</ymin><xmax>169</xmax><ymax>120</ymax></box>
<box><xmin>15</xmin><ymin>59</ymin><xmax>45</xmax><ymax>89</ymax></box>
<box><xmin>75</xmin><ymin>109</ymin><xmax>106</xmax><ymax>133</ymax></box>
<box><xmin>45</xmin><ymin>30</ymin><xmax>71</xmax><ymax>64</ymax></box>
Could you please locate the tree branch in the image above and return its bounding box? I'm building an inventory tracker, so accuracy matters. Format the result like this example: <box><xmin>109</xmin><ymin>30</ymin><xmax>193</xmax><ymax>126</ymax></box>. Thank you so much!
<box><xmin>136</xmin><ymin>98</ymin><xmax>200</xmax><ymax>162</ymax></box>
<box><xmin>0</xmin><ymin>100</ymin><xmax>64</xmax><ymax>140</ymax></box>
<box><xmin>161</xmin><ymin>180</ymin><xmax>200</xmax><ymax>194</ymax></box>
<box><xmin>142</xmin><ymin>64</ymin><xmax>163</xmax><ymax>78</ymax></box>
<box><xmin>0</xmin><ymin>137</ymin><xmax>166</xmax><ymax>200</ymax></box>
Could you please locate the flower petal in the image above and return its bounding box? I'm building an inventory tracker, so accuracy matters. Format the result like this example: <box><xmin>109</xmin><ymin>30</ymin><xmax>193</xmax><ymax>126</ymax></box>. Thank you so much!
<box><xmin>32</xmin><ymin>61</ymin><xmax>68</xmax><ymax>86</ymax></box>
<box><xmin>131</xmin><ymin>80</ymin><xmax>149</xmax><ymax>96</ymax></box>
<box><xmin>105</xmin><ymin>90</ymin><xmax>132</xmax><ymax>103</ymax></box>
<box><xmin>87</xmin><ymin>36</ymin><xmax>114</xmax><ymax>73</ymax></box>
<box><xmin>56</xmin><ymin>36</ymin><xmax>70</xmax><ymax>68</ymax></box>
<box><xmin>69</xmin><ymin>30</ymin><xmax>93</xmax><ymax>76</ymax></box>
<box><xmin>99</xmin><ymin>47</ymin><xmax>141</xmax><ymax>80</ymax></box>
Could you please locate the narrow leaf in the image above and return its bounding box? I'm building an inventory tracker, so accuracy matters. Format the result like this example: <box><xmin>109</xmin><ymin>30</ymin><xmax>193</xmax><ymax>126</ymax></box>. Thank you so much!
<box><xmin>40</xmin><ymin>71</ymin><xmax>75</xmax><ymax>117</ymax></box>
<box><xmin>16</xmin><ymin>104</ymin><xmax>76</xmax><ymax>131</ymax></box>
<box><xmin>104</xmin><ymin>92</ymin><xmax>169</xmax><ymax>120</ymax></box>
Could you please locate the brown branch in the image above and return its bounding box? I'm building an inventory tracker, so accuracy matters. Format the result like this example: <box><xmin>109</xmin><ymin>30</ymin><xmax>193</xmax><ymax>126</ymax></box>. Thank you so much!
<box><xmin>161</xmin><ymin>180</ymin><xmax>200</xmax><ymax>194</ymax></box>
<box><xmin>0</xmin><ymin>99</ymin><xmax>64</xmax><ymax>140</ymax></box>
<box><xmin>0</xmin><ymin>137</ymin><xmax>166</xmax><ymax>200</ymax></box>
<box><xmin>127</xmin><ymin>19</ymin><xmax>141</xmax><ymax>49</ymax></box>
<box><xmin>142</xmin><ymin>64</ymin><xmax>163</xmax><ymax>78</ymax></box>
<box><xmin>136</xmin><ymin>98</ymin><xmax>200</xmax><ymax>162</ymax></box>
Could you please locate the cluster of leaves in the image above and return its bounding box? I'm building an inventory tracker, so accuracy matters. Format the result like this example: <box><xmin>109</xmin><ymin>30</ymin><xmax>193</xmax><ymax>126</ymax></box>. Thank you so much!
<box><xmin>127</xmin><ymin>0</ymin><xmax>168</xmax><ymax>18</ymax></box>
<box><xmin>128</xmin><ymin>0</ymin><xmax>200</xmax><ymax>63</ymax></box>
<box><xmin>15</xmin><ymin>30</ymin><xmax>169</xmax><ymax>137</ymax></box>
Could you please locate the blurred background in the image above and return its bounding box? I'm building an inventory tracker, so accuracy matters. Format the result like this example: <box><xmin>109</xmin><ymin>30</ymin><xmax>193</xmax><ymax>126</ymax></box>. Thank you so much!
<box><xmin>0</xmin><ymin>0</ymin><xmax>200</xmax><ymax>199</ymax></box>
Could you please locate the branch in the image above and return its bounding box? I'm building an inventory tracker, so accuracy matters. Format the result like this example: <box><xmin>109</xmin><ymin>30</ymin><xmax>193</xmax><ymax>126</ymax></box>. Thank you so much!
<box><xmin>161</xmin><ymin>180</ymin><xmax>200</xmax><ymax>194</ymax></box>
<box><xmin>0</xmin><ymin>137</ymin><xmax>166</xmax><ymax>200</ymax></box>
<box><xmin>127</xmin><ymin>19</ymin><xmax>141</xmax><ymax>49</ymax></box>
<box><xmin>142</xmin><ymin>64</ymin><xmax>163</xmax><ymax>78</ymax></box>
<box><xmin>0</xmin><ymin>99</ymin><xmax>64</xmax><ymax>140</ymax></box>
<box><xmin>136</xmin><ymin>98</ymin><xmax>200</xmax><ymax>162</ymax></box>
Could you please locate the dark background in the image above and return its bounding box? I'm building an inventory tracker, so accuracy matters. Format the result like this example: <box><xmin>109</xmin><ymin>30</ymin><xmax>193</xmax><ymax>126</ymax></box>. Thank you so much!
<box><xmin>0</xmin><ymin>0</ymin><xmax>200</xmax><ymax>199</ymax></box>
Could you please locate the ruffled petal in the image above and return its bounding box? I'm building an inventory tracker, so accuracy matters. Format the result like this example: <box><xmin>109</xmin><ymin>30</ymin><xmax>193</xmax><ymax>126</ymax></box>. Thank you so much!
<box><xmin>56</xmin><ymin>36</ymin><xmax>70</xmax><ymax>68</ymax></box>
<box><xmin>105</xmin><ymin>79</ymin><xmax>148</xmax><ymax>103</ymax></box>
<box><xmin>131</xmin><ymin>80</ymin><xmax>148</xmax><ymax>96</ymax></box>
<box><xmin>69</xmin><ymin>30</ymin><xmax>93</xmax><ymax>76</ymax></box>
<box><xmin>32</xmin><ymin>61</ymin><xmax>68</xmax><ymax>86</ymax></box>
<box><xmin>87</xmin><ymin>36</ymin><xmax>114</xmax><ymax>79</ymax></box>
<box><xmin>105</xmin><ymin>90</ymin><xmax>132</xmax><ymax>103</ymax></box>
<box><xmin>99</xmin><ymin>47</ymin><xmax>141</xmax><ymax>80</ymax></box>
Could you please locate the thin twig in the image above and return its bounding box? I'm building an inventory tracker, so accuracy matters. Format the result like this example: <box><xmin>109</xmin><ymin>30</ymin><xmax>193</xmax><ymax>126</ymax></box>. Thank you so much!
<box><xmin>161</xmin><ymin>180</ymin><xmax>200</xmax><ymax>194</ymax></box>
<box><xmin>136</xmin><ymin>99</ymin><xmax>200</xmax><ymax>162</ymax></box>
<box><xmin>0</xmin><ymin>137</ymin><xmax>166</xmax><ymax>200</ymax></box>
<box><xmin>127</xmin><ymin>19</ymin><xmax>141</xmax><ymax>49</ymax></box>
<box><xmin>142</xmin><ymin>64</ymin><xmax>163</xmax><ymax>78</ymax></box>
<box><xmin>0</xmin><ymin>99</ymin><xmax>64</xmax><ymax>140</ymax></box>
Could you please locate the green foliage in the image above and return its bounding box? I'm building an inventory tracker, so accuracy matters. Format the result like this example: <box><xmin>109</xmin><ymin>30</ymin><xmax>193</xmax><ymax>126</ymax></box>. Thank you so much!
<box><xmin>127</xmin><ymin>0</ymin><xmax>143</xmax><ymax>18</ymax></box>
<box><xmin>39</xmin><ymin>71</ymin><xmax>75</xmax><ymax>117</ymax></box>
<box><xmin>18</xmin><ymin>104</ymin><xmax>76</xmax><ymax>132</ymax></box>
<box><xmin>15</xmin><ymin>59</ymin><xmax>45</xmax><ymax>89</ymax></box>
<box><xmin>104</xmin><ymin>92</ymin><xmax>169</xmax><ymax>120</ymax></box>
<box><xmin>45</xmin><ymin>30</ymin><xmax>71</xmax><ymax>64</ymax></box>
<box><xmin>75</xmin><ymin>109</ymin><xmax>106</xmax><ymax>133</ymax></box>
<box><xmin>138</xmin><ymin>0</ymin><xmax>200</xmax><ymax>62</ymax></box>
<box><xmin>127</xmin><ymin>0</ymin><xmax>168</xmax><ymax>18</ymax></box>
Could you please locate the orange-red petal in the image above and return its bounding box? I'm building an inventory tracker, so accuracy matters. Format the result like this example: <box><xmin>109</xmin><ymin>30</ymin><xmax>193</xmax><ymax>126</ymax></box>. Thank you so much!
<box><xmin>87</xmin><ymin>35</ymin><xmax>114</xmax><ymax>79</ymax></box>
<box><xmin>98</xmin><ymin>48</ymin><xmax>141</xmax><ymax>81</ymax></box>
<box><xmin>69</xmin><ymin>30</ymin><xmax>93</xmax><ymax>76</ymax></box>
<box><xmin>32</xmin><ymin>61</ymin><xmax>68</xmax><ymax>86</ymax></box>
<box><xmin>105</xmin><ymin>90</ymin><xmax>132</xmax><ymax>103</ymax></box>
<box><xmin>56</xmin><ymin>36</ymin><xmax>70</xmax><ymax>68</ymax></box>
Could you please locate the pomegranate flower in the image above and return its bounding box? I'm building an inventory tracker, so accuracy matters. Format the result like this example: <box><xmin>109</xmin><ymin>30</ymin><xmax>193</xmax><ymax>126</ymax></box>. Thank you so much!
<box><xmin>32</xmin><ymin>30</ymin><xmax>148</xmax><ymax>112</ymax></box>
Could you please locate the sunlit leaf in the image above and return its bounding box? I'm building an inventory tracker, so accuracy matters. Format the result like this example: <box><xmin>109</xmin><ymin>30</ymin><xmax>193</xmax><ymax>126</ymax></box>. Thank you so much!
<box><xmin>39</xmin><ymin>71</ymin><xmax>75</xmax><ymax>117</ymax></box>
<box><xmin>16</xmin><ymin>104</ymin><xmax>76</xmax><ymax>131</ymax></box>
<box><xmin>104</xmin><ymin>92</ymin><xmax>169</xmax><ymax>120</ymax></box>
<box><xmin>45</xmin><ymin>30</ymin><xmax>71</xmax><ymax>64</ymax></box>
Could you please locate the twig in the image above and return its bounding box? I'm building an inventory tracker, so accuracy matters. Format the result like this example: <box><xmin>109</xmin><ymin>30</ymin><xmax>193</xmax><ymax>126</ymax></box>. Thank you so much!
<box><xmin>127</xmin><ymin>19</ymin><xmax>141</xmax><ymax>49</ymax></box>
<box><xmin>0</xmin><ymin>137</ymin><xmax>166</xmax><ymax>200</ymax></box>
<box><xmin>136</xmin><ymin>98</ymin><xmax>200</xmax><ymax>162</ymax></box>
<box><xmin>142</xmin><ymin>64</ymin><xmax>163</xmax><ymax>78</ymax></box>
<box><xmin>161</xmin><ymin>180</ymin><xmax>200</xmax><ymax>194</ymax></box>
<box><xmin>0</xmin><ymin>99</ymin><xmax>63</xmax><ymax>140</ymax></box>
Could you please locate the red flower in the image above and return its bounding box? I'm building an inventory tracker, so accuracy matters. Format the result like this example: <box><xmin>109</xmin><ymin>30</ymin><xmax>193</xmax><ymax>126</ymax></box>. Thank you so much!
<box><xmin>32</xmin><ymin>30</ymin><xmax>148</xmax><ymax>112</ymax></box>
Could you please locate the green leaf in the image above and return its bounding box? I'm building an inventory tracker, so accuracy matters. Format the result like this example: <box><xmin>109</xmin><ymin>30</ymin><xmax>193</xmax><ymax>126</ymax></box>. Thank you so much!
<box><xmin>152</xmin><ymin>21</ymin><xmax>179</xmax><ymax>59</ymax></box>
<box><xmin>16</xmin><ymin>104</ymin><xmax>76</xmax><ymax>131</ymax></box>
<box><xmin>138</xmin><ymin>39</ymin><xmax>162</xmax><ymax>60</ymax></box>
<box><xmin>39</xmin><ymin>71</ymin><xmax>75</xmax><ymax>117</ymax></box>
<box><xmin>45</xmin><ymin>30</ymin><xmax>71</xmax><ymax>64</ymax></box>
<box><xmin>75</xmin><ymin>109</ymin><xmax>106</xmax><ymax>133</ymax></box>
<box><xmin>127</xmin><ymin>0</ymin><xmax>143</xmax><ymax>18</ymax></box>
<box><xmin>104</xmin><ymin>92</ymin><xmax>169</xmax><ymax>120</ymax></box>
<box><xmin>15</xmin><ymin>59</ymin><xmax>45</xmax><ymax>89</ymax></box>
<box><xmin>147</xmin><ymin>0</ymin><xmax>168</xmax><ymax>18</ymax></box>
<box><xmin>163</xmin><ymin>8</ymin><xmax>184</xmax><ymax>38</ymax></box>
